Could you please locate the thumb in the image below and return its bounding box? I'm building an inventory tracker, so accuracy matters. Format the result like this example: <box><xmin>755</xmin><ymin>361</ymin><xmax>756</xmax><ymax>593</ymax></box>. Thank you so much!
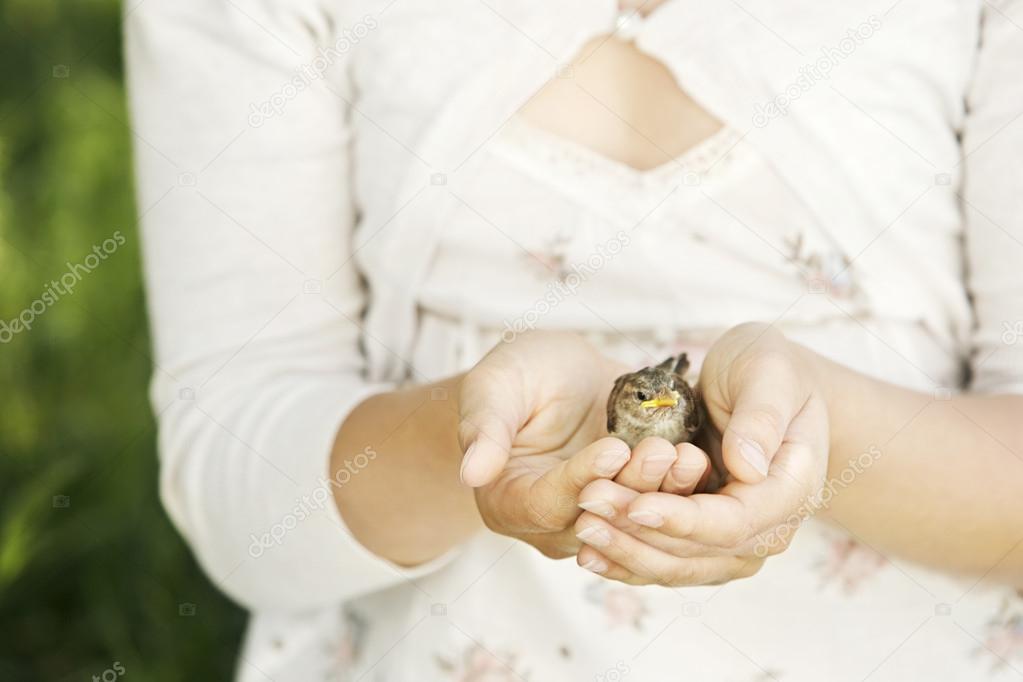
<box><xmin>457</xmin><ymin>370</ymin><xmax>524</xmax><ymax>487</ymax></box>
<box><xmin>720</xmin><ymin>359</ymin><xmax>805</xmax><ymax>483</ymax></box>
<box><xmin>458</xmin><ymin>411</ymin><xmax>516</xmax><ymax>487</ymax></box>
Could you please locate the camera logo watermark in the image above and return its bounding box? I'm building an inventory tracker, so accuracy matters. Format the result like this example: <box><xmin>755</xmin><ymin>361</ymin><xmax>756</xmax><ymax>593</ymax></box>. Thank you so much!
<box><xmin>1001</xmin><ymin>321</ymin><xmax>1023</xmax><ymax>345</ymax></box>
<box><xmin>248</xmin><ymin>15</ymin><xmax>379</xmax><ymax>127</ymax></box>
<box><xmin>0</xmin><ymin>230</ymin><xmax>127</xmax><ymax>343</ymax></box>
<box><xmin>248</xmin><ymin>446</ymin><xmax>378</xmax><ymax>557</ymax></box>
<box><xmin>595</xmin><ymin>661</ymin><xmax>630</xmax><ymax>682</ymax></box>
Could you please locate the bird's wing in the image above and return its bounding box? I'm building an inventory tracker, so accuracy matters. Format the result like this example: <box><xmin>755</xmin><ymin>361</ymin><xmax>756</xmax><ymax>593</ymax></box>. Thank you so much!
<box><xmin>682</xmin><ymin>381</ymin><xmax>703</xmax><ymax>433</ymax></box>
<box><xmin>606</xmin><ymin>374</ymin><xmax>629</xmax><ymax>433</ymax></box>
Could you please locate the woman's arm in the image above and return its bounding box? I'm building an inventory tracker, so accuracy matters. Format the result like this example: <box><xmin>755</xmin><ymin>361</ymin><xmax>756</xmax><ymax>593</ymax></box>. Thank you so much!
<box><xmin>807</xmin><ymin>0</ymin><xmax>1023</xmax><ymax>582</ymax></box>
<box><xmin>575</xmin><ymin>323</ymin><xmax>1023</xmax><ymax>588</ymax></box>
<box><xmin>128</xmin><ymin>0</ymin><xmax>436</xmax><ymax>610</ymax></box>
<box><xmin>329</xmin><ymin>375</ymin><xmax>482</xmax><ymax>567</ymax></box>
<box><xmin>810</xmin><ymin>352</ymin><xmax>1023</xmax><ymax>582</ymax></box>
<box><xmin>810</xmin><ymin>0</ymin><xmax>1023</xmax><ymax>574</ymax></box>
<box><xmin>798</xmin><ymin>0</ymin><xmax>1023</xmax><ymax>581</ymax></box>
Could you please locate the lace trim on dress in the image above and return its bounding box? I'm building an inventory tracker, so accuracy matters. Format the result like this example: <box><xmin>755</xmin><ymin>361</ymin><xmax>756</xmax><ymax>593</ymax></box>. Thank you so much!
<box><xmin>493</xmin><ymin>115</ymin><xmax>744</xmax><ymax>199</ymax></box>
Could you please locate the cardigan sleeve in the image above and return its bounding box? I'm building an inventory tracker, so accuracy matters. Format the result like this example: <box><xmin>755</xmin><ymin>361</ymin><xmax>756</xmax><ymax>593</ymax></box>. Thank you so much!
<box><xmin>961</xmin><ymin>0</ymin><xmax>1023</xmax><ymax>395</ymax></box>
<box><xmin>126</xmin><ymin>0</ymin><xmax>447</xmax><ymax>611</ymax></box>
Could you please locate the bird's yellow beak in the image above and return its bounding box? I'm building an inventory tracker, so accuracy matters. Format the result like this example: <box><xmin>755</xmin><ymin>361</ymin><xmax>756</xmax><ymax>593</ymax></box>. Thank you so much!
<box><xmin>641</xmin><ymin>394</ymin><xmax>679</xmax><ymax>409</ymax></box>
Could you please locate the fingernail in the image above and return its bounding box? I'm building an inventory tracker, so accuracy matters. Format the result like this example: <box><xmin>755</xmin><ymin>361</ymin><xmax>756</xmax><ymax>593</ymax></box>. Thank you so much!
<box><xmin>640</xmin><ymin>454</ymin><xmax>676</xmax><ymax>480</ymax></box>
<box><xmin>628</xmin><ymin>510</ymin><xmax>664</xmax><ymax>528</ymax></box>
<box><xmin>576</xmin><ymin>526</ymin><xmax>612</xmax><ymax>548</ymax></box>
<box><xmin>580</xmin><ymin>558</ymin><xmax>608</xmax><ymax>574</ymax></box>
<box><xmin>595</xmin><ymin>448</ymin><xmax>629</xmax><ymax>476</ymax></box>
<box><xmin>459</xmin><ymin>441</ymin><xmax>478</xmax><ymax>484</ymax></box>
<box><xmin>739</xmin><ymin>438</ymin><xmax>769</xmax><ymax>476</ymax></box>
<box><xmin>578</xmin><ymin>500</ymin><xmax>615</xmax><ymax>519</ymax></box>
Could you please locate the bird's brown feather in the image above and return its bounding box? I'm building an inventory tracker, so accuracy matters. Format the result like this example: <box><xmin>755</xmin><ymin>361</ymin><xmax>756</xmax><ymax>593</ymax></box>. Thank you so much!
<box><xmin>605</xmin><ymin>374</ymin><xmax>629</xmax><ymax>434</ymax></box>
<box><xmin>606</xmin><ymin>353</ymin><xmax>702</xmax><ymax>446</ymax></box>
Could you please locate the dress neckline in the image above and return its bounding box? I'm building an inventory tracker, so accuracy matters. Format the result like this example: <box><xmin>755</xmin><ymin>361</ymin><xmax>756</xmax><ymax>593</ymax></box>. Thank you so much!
<box><xmin>497</xmin><ymin>115</ymin><xmax>743</xmax><ymax>188</ymax></box>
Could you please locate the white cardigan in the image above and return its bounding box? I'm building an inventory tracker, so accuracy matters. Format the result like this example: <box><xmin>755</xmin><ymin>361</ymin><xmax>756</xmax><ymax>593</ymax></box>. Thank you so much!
<box><xmin>127</xmin><ymin>0</ymin><xmax>1023</xmax><ymax>675</ymax></box>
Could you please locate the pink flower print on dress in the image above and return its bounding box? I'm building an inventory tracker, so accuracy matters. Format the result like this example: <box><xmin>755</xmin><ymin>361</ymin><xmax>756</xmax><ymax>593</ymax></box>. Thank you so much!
<box><xmin>323</xmin><ymin>608</ymin><xmax>368</xmax><ymax>681</ymax></box>
<box><xmin>974</xmin><ymin>593</ymin><xmax>1023</xmax><ymax>672</ymax></box>
<box><xmin>435</xmin><ymin>643</ymin><xmax>528</xmax><ymax>682</ymax></box>
<box><xmin>785</xmin><ymin>232</ymin><xmax>859</xmax><ymax>300</ymax></box>
<box><xmin>523</xmin><ymin>233</ymin><xmax>573</xmax><ymax>282</ymax></box>
<box><xmin>816</xmin><ymin>536</ymin><xmax>886</xmax><ymax>595</ymax></box>
<box><xmin>585</xmin><ymin>580</ymin><xmax>649</xmax><ymax>630</ymax></box>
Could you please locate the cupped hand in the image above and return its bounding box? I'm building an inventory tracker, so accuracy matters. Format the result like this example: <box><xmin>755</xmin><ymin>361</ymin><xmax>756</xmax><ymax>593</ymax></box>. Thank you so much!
<box><xmin>458</xmin><ymin>331</ymin><xmax>627</xmax><ymax>485</ymax></box>
<box><xmin>573</xmin><ymin>323</ymin><xmax>830</xmax><ymax>585</ymax></box>
<box><xmin>458</xmin><ymin>331</ymin><xmax>635</xmax><ymax>558</ymax></box>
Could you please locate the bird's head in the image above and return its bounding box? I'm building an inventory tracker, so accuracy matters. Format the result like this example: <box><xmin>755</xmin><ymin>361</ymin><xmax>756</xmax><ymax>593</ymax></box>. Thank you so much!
<box><xmin>614</xmin><ymin>369</ymin><xmax>682</xmax><ymax>421</ymax></box>
<box><xmin>607</xmin><ymin>355</ymin><xmax>693</xmax><ymax>431</ymax></box>
<box><xmin>606</xmin><ymin>354</ymin><xmax>701</xmax><ymax>447</ymax></box>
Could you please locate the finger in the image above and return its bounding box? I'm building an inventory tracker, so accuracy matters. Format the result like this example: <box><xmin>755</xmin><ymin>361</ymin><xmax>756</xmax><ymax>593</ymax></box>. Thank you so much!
<box><xmin>626</xmin><ymin>492</ymin><xmax>748</xmax><ymax>548</ymax></box>
<box><xmin>574</xmin><ymin>513</ymin><xmax>759</xmax><ymax>586</ymax></box>
<box><xmin>576</xmin><ymin>548</ymin><xmax>621</xmax><ymax>580</ymax></box>
<box><xmin>627</xmin><ymin>403</ymin><xmax>825</xmax><ymax>550</ymax></box>
<box><xmin>575</xmin><ymin>512</ymin><xmax>679</xmax><ymax>583</ymax></box>
<box><xmin>578</xmin><ymin>480</ymin><xmax>736</xmax><ymax>557</ymax></box>
<box><xmin>577</xmin><ymin>546</ymin><xmax>642</xmax><ymax>584</ymax></box>
<box><xmin>659</xmin><ymin>442</ymin><xmax>710</xmax><ymax>495</ymax></box>
<box><xmin>522</xmin><ymin>438</ymin><xmax>631</xmax><ymax>530</ymax></box>
<box><xmin>459</xmin><ymin>413</ymin><xmax>515</xmax><ymax>487</ymax></box>
<box><xmin>519</xmin><ymin>527</ymin><xmax>582</xmax><ymax>560</ymax></box>
<box><xmin>694</xmin><ymin>457</ymin><xmax>719</xmax><ymax>494</ymax></box>
<box><xmin>721</xmin><ymin>354</ymin><xmax>806</xmax><ymax>483</ymax></box>
<box><xmin>458</xmin><ymin>370</ymin><xmax>524</xmax><ymax>487</ymax></box>
<box><xmin>577</xmin><ymin>478</ymin><xmax>639</xmax><ymax>522</ymax></box>
<box><xmin>612</xmin><ymin>437</ymin><xmax>677</xmax><ymax>493</ymax></box>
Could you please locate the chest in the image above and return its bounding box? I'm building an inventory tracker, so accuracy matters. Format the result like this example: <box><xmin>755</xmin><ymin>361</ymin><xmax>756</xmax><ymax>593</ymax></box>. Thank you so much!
<box><xmin>351</xmin><ymin>0</ymin><xmax>978</xmax><ymax>145</ymax></box>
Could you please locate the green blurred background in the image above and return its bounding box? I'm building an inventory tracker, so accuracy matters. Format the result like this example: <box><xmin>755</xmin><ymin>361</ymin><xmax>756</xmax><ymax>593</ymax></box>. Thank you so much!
<box><xmin>0</xmin><ymin>1</ymin><xmax>245</xmax><ymax>679</ymax></box>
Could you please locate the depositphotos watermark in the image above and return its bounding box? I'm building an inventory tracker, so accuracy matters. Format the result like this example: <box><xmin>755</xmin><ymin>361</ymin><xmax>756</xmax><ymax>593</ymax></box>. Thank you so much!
<box><xmin>91</xmin><ymin>661</ymin><xmax>126</xmax><ymax>682</ymax></box>
<box><xmin>0</xmin><ymin>230</ymin><xmax>126</xmax><ymax>344</ymax></box>
<box><xmin>501</xmin><ymin>230</ymin><xmax>631</xmax><ymax>343</ymax></box>
<box><xmin>248</xmin><ymin>15</ymin><xmax>379</xmax><ymax>127</ymax></box>
<box><xmin>248</xmin><ymin>446</ymin><xmax>377</xmax><ymax>557</ymax></box>
<box><xmin>752</xmin><ymin>15</ymin><xmax>882</xmax><ymax>128</ymax></box>
<box><xmin>753</xmin><ymin>445</ymin><xmax>883</xmax><ymax>557</ymax></box>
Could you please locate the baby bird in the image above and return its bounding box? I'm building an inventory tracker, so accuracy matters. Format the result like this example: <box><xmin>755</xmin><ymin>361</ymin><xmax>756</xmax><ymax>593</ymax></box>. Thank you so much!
<box><xmin>606</xmin><ymin>354</ymin><xmax>702</xmax><ymax>448</ymax></box>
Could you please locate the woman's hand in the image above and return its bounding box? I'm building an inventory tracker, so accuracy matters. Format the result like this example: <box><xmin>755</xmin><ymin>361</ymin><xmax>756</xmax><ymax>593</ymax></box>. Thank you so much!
<box><xmin>573</xmin><ymin>323</ymin><xmax>830</xmax><ymax>585</ymax></box>
<box><xmin>457</xmin><ymin>331</ymin><xmax>625</xmax><ymax>557</ymax></box>
<box><xmin>458</xmin><ymin>331</ymin><xmax>708</xmax><ymax>558</ymax></box>
<box><xmin>458</xmin><ymin>331</ymin><xmax>624</xmax><ymax>482</ymax></box>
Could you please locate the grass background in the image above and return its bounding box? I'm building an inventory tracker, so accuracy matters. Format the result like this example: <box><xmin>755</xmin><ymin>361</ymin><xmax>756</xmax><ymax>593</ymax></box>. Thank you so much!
<box><xmin>0</xmin><ymin>1</ymin><xmax>246</xmax><ymax>679</ymax></box>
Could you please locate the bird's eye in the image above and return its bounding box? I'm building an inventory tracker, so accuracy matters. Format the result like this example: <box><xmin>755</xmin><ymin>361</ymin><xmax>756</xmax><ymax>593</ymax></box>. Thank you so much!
<box><xmin>636</xmin><ymin>390</ymin><xmax>650</xmax><ymax>402</ymax></box>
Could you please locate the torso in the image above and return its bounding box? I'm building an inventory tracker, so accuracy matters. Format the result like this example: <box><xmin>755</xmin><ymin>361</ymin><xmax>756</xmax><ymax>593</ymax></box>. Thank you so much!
<box><xmin>520</xmin><ymin>33</ymin><xmax>723</xmax><ymax>171</ymax></box>
<box><xmin>236</xmin><ymin>4</ymin><xmax>1023</xmax><ymax>681</ymax></box>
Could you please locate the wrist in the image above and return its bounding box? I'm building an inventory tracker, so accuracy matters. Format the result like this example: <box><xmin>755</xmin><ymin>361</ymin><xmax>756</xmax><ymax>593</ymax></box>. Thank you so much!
<box><xmin>792</xmin><ymin>341</ymin><xmax>851</xmax><ymax>477</ymax></box>
<box><xmin>331</xmin><ymin>372</ymin><xmax>481</xmax><ymax>566</ymax></box>
<box><xmin>791</xmin><ymin>340</ymin><xmax>832</xmax><ymax>407</ymax></box>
